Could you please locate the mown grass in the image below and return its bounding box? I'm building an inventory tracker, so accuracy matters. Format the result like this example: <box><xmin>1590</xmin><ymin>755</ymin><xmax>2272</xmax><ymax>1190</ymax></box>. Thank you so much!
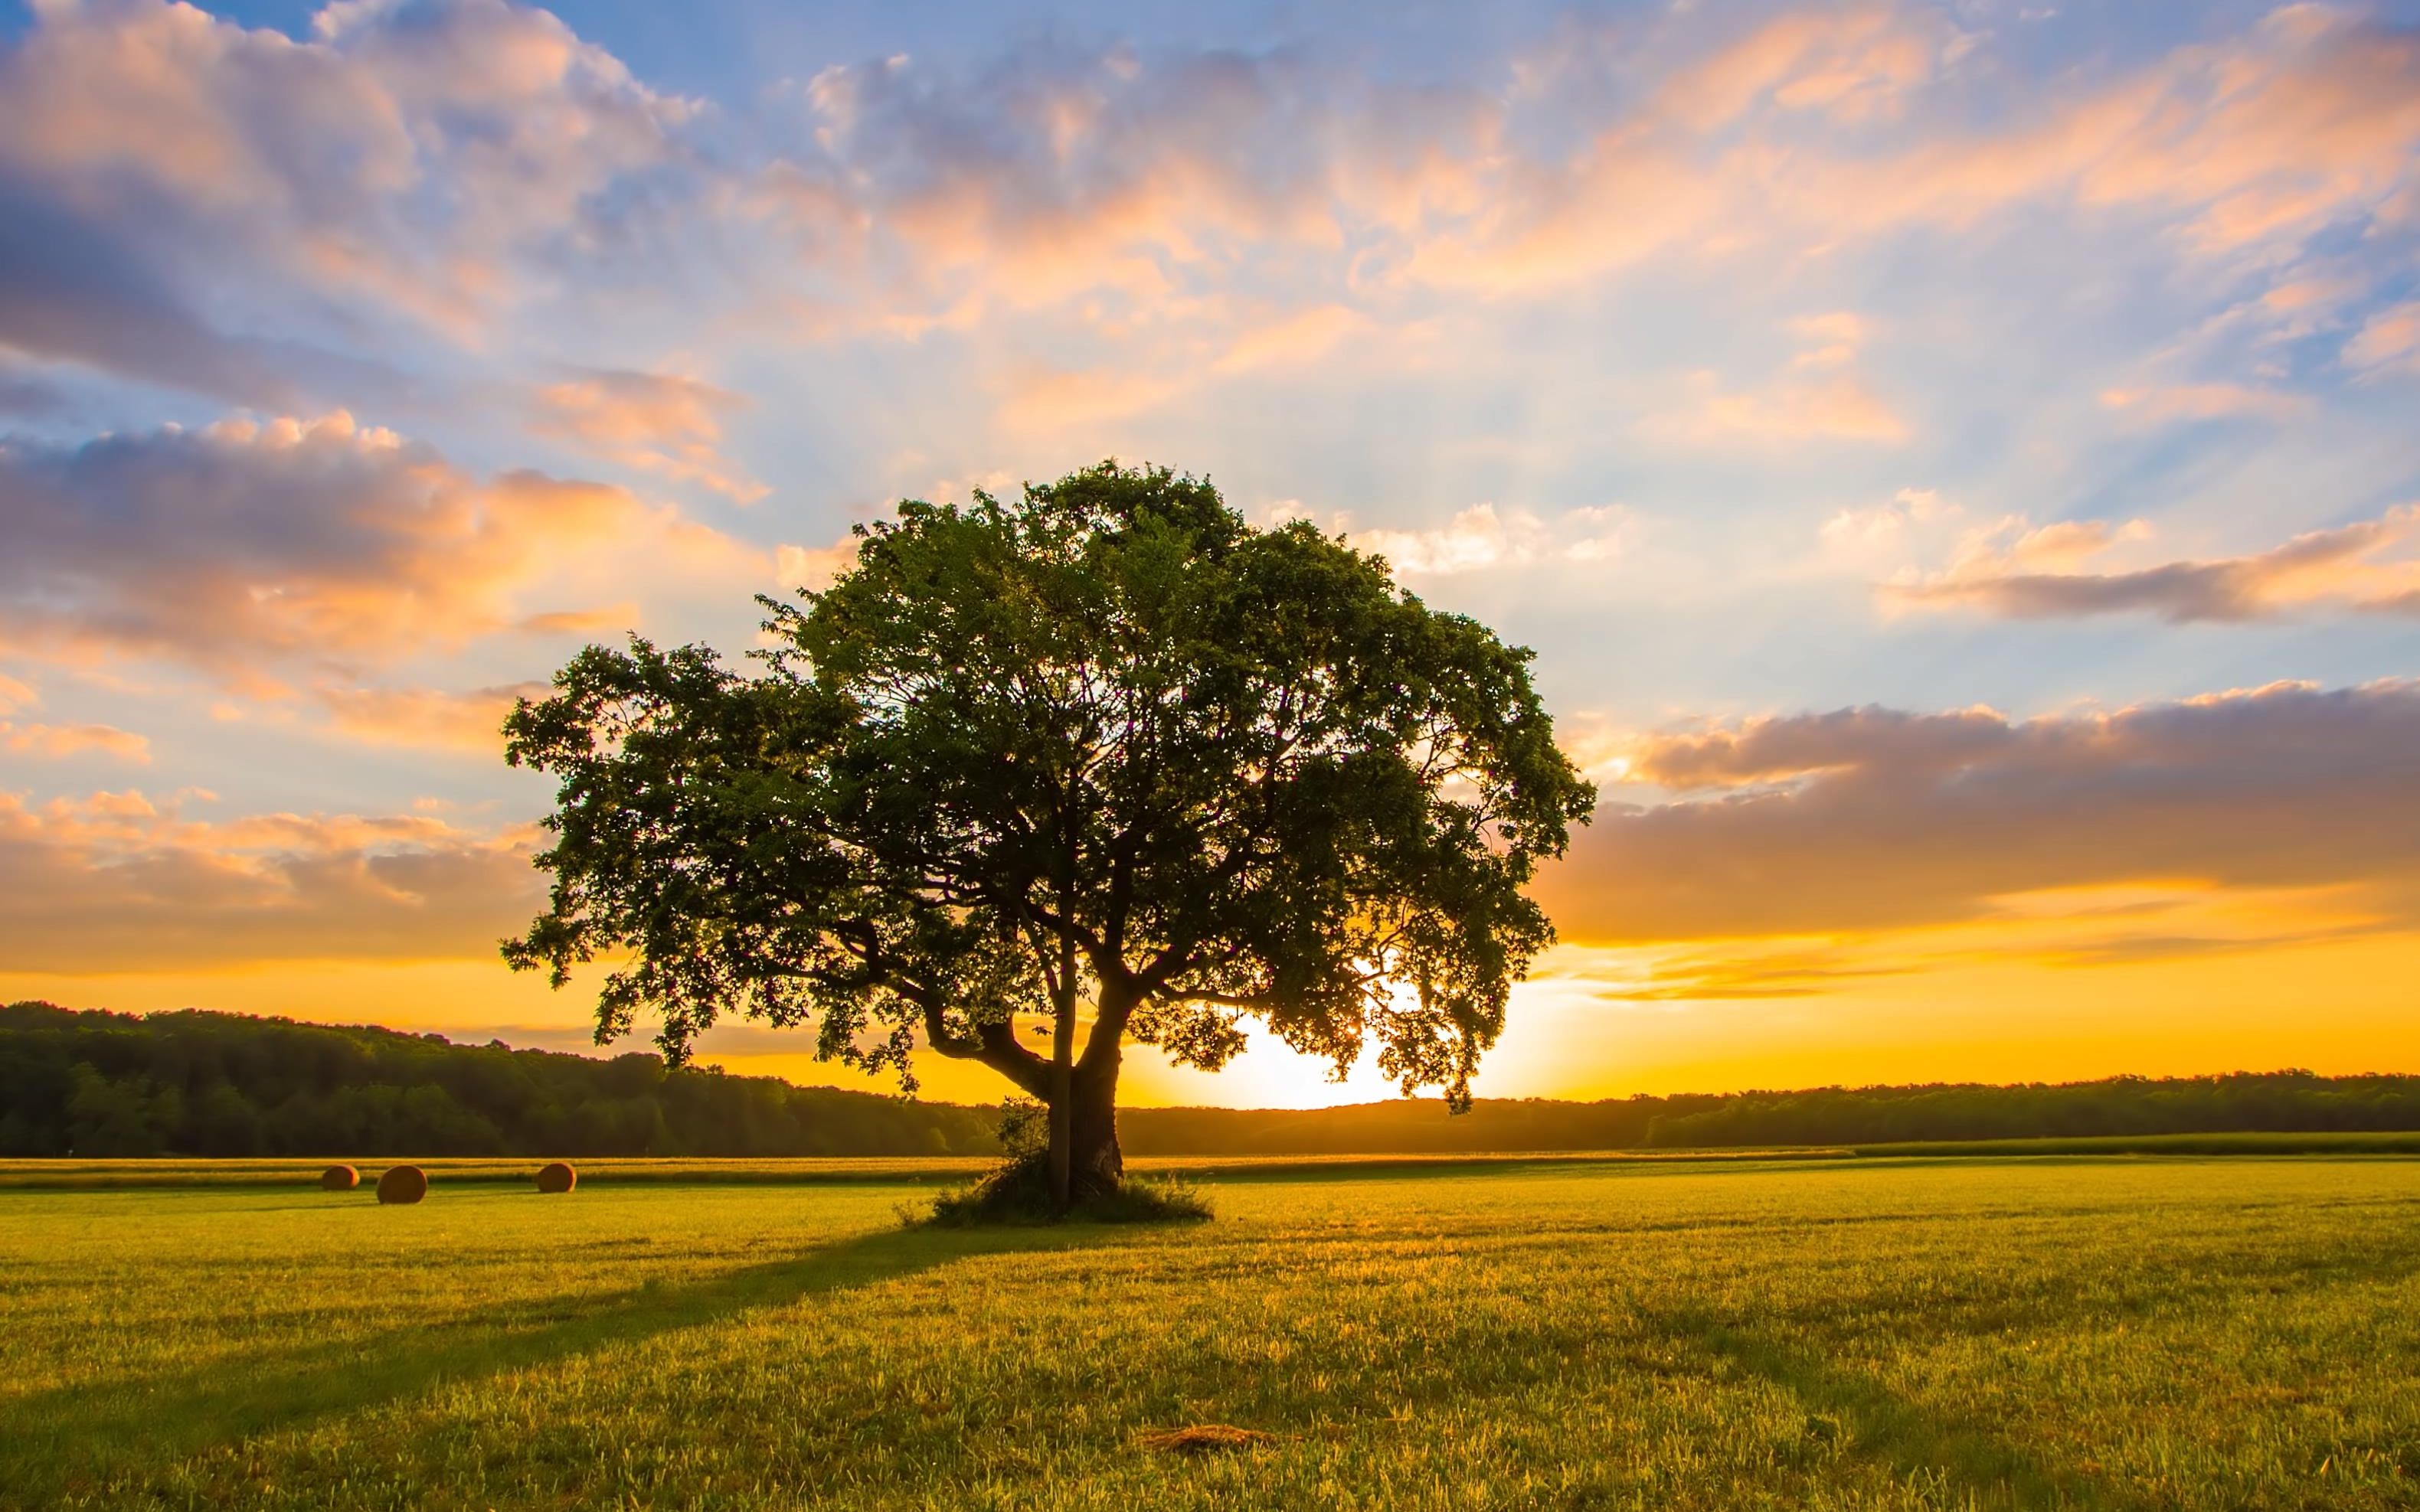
<box><xmin>4</xmin><ymin>1158</ymin><xmax>2417</xmax><ymax>1509</ymax></box>
<box><xmin>1846</xmin><ymin>1130</ymin><xmax>2420</xmax><ymax>1158</ymax></box>
<box><xmin>0</xmin><ymin>1149</ymin><xmax>1858</xmax><ymax>1190</ymax></box>
<box><xmin>9</xmin><ymin>1130</ymin><xmax>2417</xmax><ymax>1190</ymax></box>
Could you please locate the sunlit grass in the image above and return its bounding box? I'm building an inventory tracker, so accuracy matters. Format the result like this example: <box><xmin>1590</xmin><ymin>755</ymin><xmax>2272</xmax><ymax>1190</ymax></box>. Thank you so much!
<box><xmin>11</xmin><ymin>1129</ymin><xmax>2417</xmax><ymax>1190</ymax></box>
<box><xmin>5</xmin><ymin>1158</ymin><xmax>2416</xmax><ymax>1508</ymax></box>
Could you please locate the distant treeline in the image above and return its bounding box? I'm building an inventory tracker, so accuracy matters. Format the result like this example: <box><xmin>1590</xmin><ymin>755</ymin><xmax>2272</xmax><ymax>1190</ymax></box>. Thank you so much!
<box><xmin>8</xmin><ymin>1002</ymin><xmax>2419</xmax><ymax>1158</ymax></box>
<box><xmin>0</xmin><ymin>1004</ymin><xmax>997</xmax><ymax>1158</ymax></box>
<box><xmin>1120</xmin><ymin>1073</ymin><xmax>2420</xmax><ymax>1154</ymax></box>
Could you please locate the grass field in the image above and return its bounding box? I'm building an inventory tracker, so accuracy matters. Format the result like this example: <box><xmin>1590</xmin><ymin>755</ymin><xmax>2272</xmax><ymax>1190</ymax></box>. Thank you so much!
<box><xmin>0</xmin><ymin>1148</ymin><xmax>1857</xmax><ymax>1190</ymax></box>
<box><xmin>5</xmin><ymin>1158</ymin><xmax>2417</xmax><ymax>1509</ymax></box>
<box><xmin>8</xmin><ymin>1131</ymin><xmax>2418</xmax><ymax>1190</ymax></box>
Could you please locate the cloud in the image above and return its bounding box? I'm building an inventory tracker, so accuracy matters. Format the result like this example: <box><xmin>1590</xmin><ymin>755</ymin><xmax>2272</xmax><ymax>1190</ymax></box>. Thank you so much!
<box><xmin>6</xmin><ymin>1</ymin><xmax>2411</xmax><ymax>427</ymax></box>
<box><xmin>990</xmin><ymin>303</ymin><xmax>1425</xmax><ymax>436</ymax></box>
<box><xmin>1209</xmin><ymin>305</ymin><xmax>1373</xmax><ymax>374</ymax></box>
<box><xmin>1643</xmin><ymin>314</ymin><xmax>1910</xmax><ymax>446</ymax></box>
<box><xmin>1534</xmin><ymin>678</ymin><xmax>2420</xmax><ymax>945</ymax></box>
<box><xmin>741</xmin><ymin>11</ymin><xmax>1960</xmax><ymax>323</ymax></box>
<box><xmin>0</xmin><ymin>411</ymin><xmax>767</xmax><ymax>680</ymax></box>
<box><xmin>0</xmin><ymin>0</ymin><xmax>697</xmax><ymax>390</ymax></box>
<box><xmin>1626</xmin><ymin>704</ymin><xmax>2014</xmax><ymax>791</ymax></box>
<box><xmin>1882</xmin><ymin>505</ymin><xmax>2420</xmax><ymax>622</ymax></box>
<box><xmin>1771</xmin><ymin>5</ymin><xmax>2420</xmax><ymax>253</ymax></box>
<box><xmin>1657</xmin><ymin>370</ymin><xmax>1910</xmax><ymax>445</ymax></box>
<box><xmin>0</xmin><ymin>721</ymin><xmax>150</xmax><ymax>763</ymax></box>
<box><xmin>0</xmin><ymin>370</ymin><xmax>68</xmax><ymax>416</ymax></box>
<box><xmin>1266</xmin><ymin>502</ymin><xmax>1634</xmax><ymax>576</ymax></box>
<box><xmin>530</xmin><ymin>370</ymin><xmax>767</xmax><ymax>503</ymax></box>
<box><xmin>0</xmin><ymin>787</ymin><xmax>542</xmax><ymax>972</ymax></box>
<box><xmin>0</xmin><ymin>671</ymin><xmax>150</xmax><ymax>760</ymax></box>
<box><xmin>1568</xmin><ymin>941</ymin><xmax>1920</xmax><ymax>1001</ymax></box>
<box><xmin>1356</xmin><ymin>504</ymin><xmax>1549</xmax><ymax>576</ymax></box>
<box><xmin>1401</xmin><ymin>6</ymin><xmax>2420</xmax><ymax>299</ymax></box>
<box><xmin>775</xmin><ymin>538</ymin><xmax>860</xmax><ymax>593</ymax></box>
<box><xmin>316</xmin><ymin>681</ymin><xmax>547</xmax><ymax>755</ymax></box>
<box><xmin>518</xmin><ymin>604</ymin><xmax>639</xmax><ymax>637</ymax></box>
<box><xmin>2098</xmin><ymin>383</ymin><xmax>2308</xmax><ymax>424</ymax></box>
<box><xmin>1820</xmin><ymin>487</ymin><xmax>1958</xmax><ymax>570</ymax></box>
<box><xmin>0</xmin><ymin>178</ymin><xmax>308</xmax><ymax>403</ymax></box>
<box><xmin>998</xmin><ymin>365</ymin><xmax>1189</xmax><ymax>433</ymax></box>
<box><xmin>1651</xmin><ymin>8</ymin><xmax>1939</xmax><ymax>131</ymax></box>
<box><xmin>766</xmin><ymin>44</ymin><xmax>1496</xmax><ymax>323</ymax></box>
<box><xmin>2345</xmin><ymin>299</ymin><xmax>2420</xmax><ymax>374</ymax></box>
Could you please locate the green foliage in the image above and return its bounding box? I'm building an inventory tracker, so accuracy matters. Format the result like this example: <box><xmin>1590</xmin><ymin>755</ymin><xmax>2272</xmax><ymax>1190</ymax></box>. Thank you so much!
<box><xmin>993</xmin><ymin>1096</ymin><xmax>1049</xmax><ymax>1160</ymax></box>
<box><xmin>6</xmin><ymin>1161</ymin><xmax>2420</xmax><ymax>1508</ymax></box>
<box><xmin>0</xmin><ymin>1002</ymin><xmax>995</xmax><ymax>1158</ymax></box>
<box><xmin>502</xmin><ymin>462</ymin><xmax>1596</xmax><ymax>1128</ymax></box>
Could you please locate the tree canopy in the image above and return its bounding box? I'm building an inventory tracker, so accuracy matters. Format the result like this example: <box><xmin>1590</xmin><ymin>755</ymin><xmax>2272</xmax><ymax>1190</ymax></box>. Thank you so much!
<box><xmin>504</xmin><ymin>462</ymin><xmax>1596</xmax><ymax>1202</ymax></box>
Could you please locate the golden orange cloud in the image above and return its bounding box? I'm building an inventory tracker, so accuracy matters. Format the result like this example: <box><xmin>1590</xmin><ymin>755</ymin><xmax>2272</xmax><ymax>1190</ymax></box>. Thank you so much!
<box><xmin>530</xmin><ymin>370</ymin><xmax>767</xmax><ymax>504</ymax></box>
<box><xmin>0</xmin><ymin>788</ymin><xmax>541</xmax><ymax>974</ymax></box>
<box><xmin>0</xmin><ymin>721</ymin><xmax>150</xmax><ymax>763</ymax></box>
<box><xmin>314</xmin><ymin>683</ymin><xmax>549</xmax><ymax>756</ymax></box>
<box><xmin>1882</xmin><ymin>505</ymin><xmax>2420</xmax><ymax>622</ymax></box>
<box><xmin>1537</xmin><ymin>678</ymin><xmax>2420</xmax><ymax>945</ymax></box>
<box><xmin>0</xmin><ymin>411</ymin><xmax>775</xmax><ymax>681</ymax></box>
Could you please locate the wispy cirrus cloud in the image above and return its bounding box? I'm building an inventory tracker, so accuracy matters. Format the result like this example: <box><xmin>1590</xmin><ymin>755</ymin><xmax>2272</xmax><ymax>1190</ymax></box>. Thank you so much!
<box><xmin>2346</xmin><ymin>299</ymin><xmax>2420</xmax><ymax>374</ymax></box>
<box><xmin>2097</xmin><ymin>383</ymin><xmax>2309</xmax><ymax>425</ymax></box>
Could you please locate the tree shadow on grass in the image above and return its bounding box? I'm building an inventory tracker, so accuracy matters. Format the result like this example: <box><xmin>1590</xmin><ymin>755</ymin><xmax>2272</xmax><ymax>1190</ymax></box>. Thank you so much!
<box><xmin>1690</xmin><ymin>1321</ymin><xmax>2153</xmax><ymax>1512</ymax></box>
<box><xmin>5</xmin><ymin>1222</ymin><xmax>1098</xmax><ymax>1502</ymax></box>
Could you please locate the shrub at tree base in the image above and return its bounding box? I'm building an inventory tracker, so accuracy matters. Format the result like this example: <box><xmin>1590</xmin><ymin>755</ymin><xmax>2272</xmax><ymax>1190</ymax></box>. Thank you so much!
<box><xmin>319</xmin><ymin>1164</ymin><xmax>358</xmax><ymax>1190</ymax></box>
<box><xmin>921</xmin><ymin>1154</ymin><xmax>1212</xmax><ymax>1227</ymax></box>
<box><xmin>535</xmin><ymin>1161</ymin><xmax>577</xmax><ymax>1194</ymax></box>
<box><xmin>375</xmin><ymin>1164</ymin><xmax>427</xmax><ymax>1204</ymax></box>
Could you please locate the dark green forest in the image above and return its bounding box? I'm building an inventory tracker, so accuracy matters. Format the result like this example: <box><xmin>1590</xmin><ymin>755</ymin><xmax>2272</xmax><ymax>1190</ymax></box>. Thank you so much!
<box><xmin>0</xmin><ymin>1003</ymin><xmax>998</xmax><ymax>1158</ymax></box>
<box><xmin>1121</xmin><ymin>1074</ymin><xmax>2420</xmax><ymax>1154</ymax></box>
<box><xmin>7</xmin><ymin>1002</ymin><xmax>2419</xmax><ymax>1158</ymax></box>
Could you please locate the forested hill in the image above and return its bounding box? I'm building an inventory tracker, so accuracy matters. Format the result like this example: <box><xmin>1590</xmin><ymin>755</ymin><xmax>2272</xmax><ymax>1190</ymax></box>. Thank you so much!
<box><xmin>0</xmin><ymin>1003</ymin><xmax>998</xmax><ymax>1158</ymax></box>
<box><xmin>8</xmin><ymin>1001</ymin><xmax>2419</xmax><ymax>1158</ymax></box>
<box><xmin>1122</xmin><ymin>1074</ymin><xmax>2420</xmax><ymax>1155</ymax></box>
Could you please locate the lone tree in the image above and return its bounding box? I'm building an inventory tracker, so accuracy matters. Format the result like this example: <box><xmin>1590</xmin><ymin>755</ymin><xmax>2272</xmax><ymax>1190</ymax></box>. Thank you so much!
<box><xmin>504</xmin><ymin>463</ymin><xmax>1594</xmax><ymax>1209</ymax></box>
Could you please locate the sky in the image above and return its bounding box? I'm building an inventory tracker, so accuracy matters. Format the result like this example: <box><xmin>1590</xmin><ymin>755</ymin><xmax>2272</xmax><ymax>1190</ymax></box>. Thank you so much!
<box><xmin>2</xmin><ymin>0</ymin><xmax>2418</xmax><ymax>1109</ymax></box>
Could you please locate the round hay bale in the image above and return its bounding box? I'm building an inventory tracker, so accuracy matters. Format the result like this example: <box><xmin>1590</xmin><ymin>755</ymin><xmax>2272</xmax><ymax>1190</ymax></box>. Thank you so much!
<box><xmin>319</xmin><ymin>1164</ymin><xmax>360</xmax><ymax>1191</ymax></box>
<box><xmin>375</xmin><ymin>1164</ymin><xmax>428</xmax><ymax>1205</ymax></box>
<box><xmin>535</xmin><ymin>1161</ymin><xmax>577</xmax><ymax>1194</ymax></box>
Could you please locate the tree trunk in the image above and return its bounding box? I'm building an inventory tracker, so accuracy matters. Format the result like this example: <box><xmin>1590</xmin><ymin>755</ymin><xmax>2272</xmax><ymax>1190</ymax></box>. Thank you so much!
<box><xmin>1048</xmin><ymin>1001</ymin><xmax>1074</xmax><ymax>1215</ymax></box>
<box><xmin>1067</xmin><ymin>1046</ymin><xmax>1124</xmax><ymax>1197</ymax></box>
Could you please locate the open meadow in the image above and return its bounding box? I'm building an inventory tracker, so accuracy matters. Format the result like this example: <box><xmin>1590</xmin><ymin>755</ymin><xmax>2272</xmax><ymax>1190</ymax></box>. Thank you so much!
<box><xmin>5</xmin><ymin>1156</ymin><xmax>2418</xmax><ymax>1510</ymax></box>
